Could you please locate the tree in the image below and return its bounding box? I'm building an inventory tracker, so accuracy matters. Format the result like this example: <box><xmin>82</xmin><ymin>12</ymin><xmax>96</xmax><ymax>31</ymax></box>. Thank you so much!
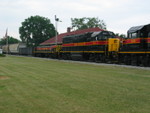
<box><xmin>71</xmin><ymin>17</ymin><xmax>106</xmax><ymax>30</ymax></box>
<box><xmin>19</xmin><ymin>15</ymin><xmax>56</xmax><ymax>47</ymax></box>
<box><xmin>115</xmin><ymin>33</ymin><xmax>126</xmax><ymax>38</ymax></box>
<box><xmin>0</xmin><ymin>36</ymin><xmax>20</xmax><ymax>45</ymax></box>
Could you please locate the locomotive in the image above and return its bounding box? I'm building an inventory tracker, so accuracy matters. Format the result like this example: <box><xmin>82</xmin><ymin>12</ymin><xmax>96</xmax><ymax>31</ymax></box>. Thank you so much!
<box><xmin>34</xmin><ymin>29</ymin><xmax>120</xmax><ymax>62</ymax></box>
<box><xmin>61</xmin><ymin>31</ymin><xmax>119</xmax><ymax>62</ymax></box>
<box><xmin>119</xmin><ymin>24</ymin><xmax>150</xmax><ymax>66</ymax></box>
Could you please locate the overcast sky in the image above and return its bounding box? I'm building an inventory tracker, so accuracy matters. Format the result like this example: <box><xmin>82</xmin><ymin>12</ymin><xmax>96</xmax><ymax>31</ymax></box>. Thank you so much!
<box><xmin>0</xmin><ymin>0</ymin><xmax>150</xmax><ymax>39</ymax></box>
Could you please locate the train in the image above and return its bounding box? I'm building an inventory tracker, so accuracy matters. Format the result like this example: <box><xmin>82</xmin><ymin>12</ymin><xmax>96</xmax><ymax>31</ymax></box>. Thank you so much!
<box><xmin>1</xmin><ymin>24</ymin><xmax>150</xmax><ymax>67</ymax></box>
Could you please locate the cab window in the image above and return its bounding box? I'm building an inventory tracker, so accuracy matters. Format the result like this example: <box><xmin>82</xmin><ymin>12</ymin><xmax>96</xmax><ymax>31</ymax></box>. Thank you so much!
<box><xmin>98</xmin><ymin>31</ymin><xmax>114</xmax><ymax>40</ymax></box>
<box><xmin>129</xmin><ymin>33</ymin><xmax>137</xmax><ymax>39</ymax></box>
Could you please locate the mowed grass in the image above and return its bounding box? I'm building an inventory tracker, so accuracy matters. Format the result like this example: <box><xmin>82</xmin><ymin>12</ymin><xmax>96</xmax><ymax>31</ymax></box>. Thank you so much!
<box><xmin>0</xmin><ymin>56</ymin><xmax>150</xmax><ymax>113</ymax></box>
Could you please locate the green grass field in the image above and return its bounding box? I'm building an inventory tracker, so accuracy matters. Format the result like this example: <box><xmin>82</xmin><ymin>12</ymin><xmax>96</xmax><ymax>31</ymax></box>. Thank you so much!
<box><xmin>0</xmin><ymin>56</ymin><xmax>150</xmax><ymax>113</ymax></box>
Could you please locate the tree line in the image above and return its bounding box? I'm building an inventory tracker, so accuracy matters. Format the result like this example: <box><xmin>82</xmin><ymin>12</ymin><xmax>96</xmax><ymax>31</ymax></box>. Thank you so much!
<box><xmin>0</xmin><ymin>36</ymin><xmax>20</xmax><ymax>45</ymax></box>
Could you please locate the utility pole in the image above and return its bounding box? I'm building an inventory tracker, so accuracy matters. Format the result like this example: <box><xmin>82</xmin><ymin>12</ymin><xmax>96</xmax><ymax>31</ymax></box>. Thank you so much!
<box><xmin>5</xmin><ymin>28</ymin><xmax>9</xmax><ymax>54</ymax></box>
<box><xmin>55</xmin><ymin>15</ymin><xmax>62</xmax><ymax>45</ymax></box>
<box><xmin>55</xmin><ymin>15</ymin><xmax>58</xmax><ymax>45</ymax></box>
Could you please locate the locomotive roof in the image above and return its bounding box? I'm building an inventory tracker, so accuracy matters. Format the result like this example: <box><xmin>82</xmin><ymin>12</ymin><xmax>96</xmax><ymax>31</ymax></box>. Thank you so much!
<box><xmin>128</xmin><ymin>24</ymin><xmax>150</xmax><ymax>33</ymax></box>
<box><xmin>63</xmin><ymin>34</ymin><xmax>84</xmax><ymax>38</ymax></box>
<box><xmin>63</xmin><ymin>32</ymin><xmax>92</xmax><ymax>39</ymax></box>
<box><xmin>40</xmin><ymin>27</ymin><xmax>104</xmax><ymax>45</ymax></box>
<box><xmin>91</xmin><ymin>31</ymin><xmax>102</xmax><ymax>37</ymax></box>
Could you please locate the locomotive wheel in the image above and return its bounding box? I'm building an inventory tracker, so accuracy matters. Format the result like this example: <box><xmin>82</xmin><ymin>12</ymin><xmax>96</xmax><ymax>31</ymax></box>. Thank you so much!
<box><xmin>89</xmin><ymin>54</ymin><xmax>95</xmax><ymax>62</ymax></box>
<box><xmin>82</xmin><ymin>53</ymin><xmax>89</xmax><ymax>61</ymax></box>
<box><xmin>124</xmin><ymin>55</ymin><xmax>131</xmax><ymax>65</ymax></box>
<box><xmin>67</xmin><ymin>54</ymin><xmax>72</xmax><ymax>60</ymax></box>
<box><xmin>131</xmin><ymin>55</ymin><xmax>138</xmax><ymax>66</ymax></box>
<box><xmin>62</xmin><ymin>54</ymin><xmax>67</xmax><ymax>60</ymax></box>
<box><xmin>141</xmin><ymin>56</ymin><xmax>149</xmax><ymax>67</ymax></box>
<box><xmin>95</xmin><ymin>54</ymin><xmax>100</xmax><ymax>63</ymax></box>
<box><xmin>100</xmin><ymin>54</ymin><xmax>106</xmax><ymax>63</ymax></box>
<box><xmin>118</xmin><ymin>54</ymin><xmax>124</xmax><ymax>64</ymax></box>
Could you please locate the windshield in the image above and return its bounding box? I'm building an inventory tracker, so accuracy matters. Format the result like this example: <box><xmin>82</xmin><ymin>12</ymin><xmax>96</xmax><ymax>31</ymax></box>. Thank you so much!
<box><xmin>97</xmin><ymin>31</ymin><xmax>115</xmax><ymax>40</ymax></box>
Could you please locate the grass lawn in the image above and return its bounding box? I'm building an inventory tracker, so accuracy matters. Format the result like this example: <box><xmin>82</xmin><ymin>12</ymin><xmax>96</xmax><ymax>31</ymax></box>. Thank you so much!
<box><xmin>0</xmin><ymin>56</ymin><xmax>150</xmax><ymax>113</ymax></box>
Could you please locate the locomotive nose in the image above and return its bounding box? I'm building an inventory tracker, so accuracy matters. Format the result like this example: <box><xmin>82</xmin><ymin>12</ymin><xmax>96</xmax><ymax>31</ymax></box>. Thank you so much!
<box><xmin>108</xmin><ymin>38</ymin><xmax>120</xmax><ymax>52</ymax></box>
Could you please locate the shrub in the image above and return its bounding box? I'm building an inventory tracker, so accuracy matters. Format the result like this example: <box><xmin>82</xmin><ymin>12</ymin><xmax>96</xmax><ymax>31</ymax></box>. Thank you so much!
<box><xmin>0</xmin><ymin>54</ymin><xmax>6</xmax><ymax>57</ymax></box>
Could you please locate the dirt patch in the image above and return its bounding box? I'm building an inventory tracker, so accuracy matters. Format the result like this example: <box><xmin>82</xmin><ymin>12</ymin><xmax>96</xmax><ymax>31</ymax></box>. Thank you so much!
<box><xmin>0</xmin><ymin>76</ymin><xmax>10</xmax><ymax>80</ymax></box>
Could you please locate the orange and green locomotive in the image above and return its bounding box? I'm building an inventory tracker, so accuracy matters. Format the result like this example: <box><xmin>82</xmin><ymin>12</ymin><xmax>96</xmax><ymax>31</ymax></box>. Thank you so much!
<box><xmin>60</xmin><ymin>31</ymin><xmax>120</xmax><ymax>62</ymax></box>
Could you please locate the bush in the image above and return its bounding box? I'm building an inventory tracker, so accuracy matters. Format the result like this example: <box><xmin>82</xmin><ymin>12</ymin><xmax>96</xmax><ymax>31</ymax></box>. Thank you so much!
<box><xmin>0</xmin><ymin>54</ymin><xmax>6</xmax><ymax>57</ymax></box>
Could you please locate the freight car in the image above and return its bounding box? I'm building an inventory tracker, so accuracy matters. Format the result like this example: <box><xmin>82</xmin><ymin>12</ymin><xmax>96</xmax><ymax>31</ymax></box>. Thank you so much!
<box><xmin>2</xmin><ymin>43</ymin><xmax>26</xmax><ymax>54</ymax></box>
<box><xmin>19</xmin><ymin>47</ymin><xmax>33</xmax><ymax>55</ymax></box>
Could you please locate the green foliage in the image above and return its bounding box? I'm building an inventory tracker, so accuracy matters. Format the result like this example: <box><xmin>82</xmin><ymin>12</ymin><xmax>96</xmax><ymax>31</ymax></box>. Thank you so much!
<box><xmin>0</xmin><ymin>36</ymin><xmax>20</xmax><ymax>45</ymax></box>
<box><xmin>71</xmin><ymin>17</ymin><xmax>106</xmax><ymax>30</ymax></box>
<box><xmin>0</xmin><ymin>54</ymin><xmax>6</xmax><ymax>57</ymax></box>
<box><xmin>116</xmin><ymin>33</ymin><xmax>127</xmax><ymax>38</ymax></box>
<box><xmin>19</xmin><ymin>15</ymin><xmax>56</xmax><ymax>47</ymax></box>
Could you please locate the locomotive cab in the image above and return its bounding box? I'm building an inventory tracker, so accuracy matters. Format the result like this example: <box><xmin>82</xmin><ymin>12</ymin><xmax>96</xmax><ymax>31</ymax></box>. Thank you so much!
<box><xmin>91</xmin><ymin>31</ymin><xmax>115</xmax><ymax>41</ymax></box>
<box><xmin>119</xmin><ymin>24</ymin><xmax>150</xmax><ymax>66</ymax></box>
<box><xmin>126</xmin><ymin>24</ymin><xmax>150</xmax><ymax>51</ymax></box>
<box><xmin>91</xmin><ymin>31</ymin><xmax>120</xmax><ymax>62</ymax></box>
<box><xmin>91</xmin><ymin>31</ymin><xmax>120</xmax><ymax>52</ymax></box>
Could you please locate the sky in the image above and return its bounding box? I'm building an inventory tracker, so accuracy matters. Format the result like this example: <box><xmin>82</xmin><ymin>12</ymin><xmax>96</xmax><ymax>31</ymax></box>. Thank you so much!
<box><xmin>0</xmin><ymin>0</ymin><xmax>150</xmax><ymax>39</ymax></box>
